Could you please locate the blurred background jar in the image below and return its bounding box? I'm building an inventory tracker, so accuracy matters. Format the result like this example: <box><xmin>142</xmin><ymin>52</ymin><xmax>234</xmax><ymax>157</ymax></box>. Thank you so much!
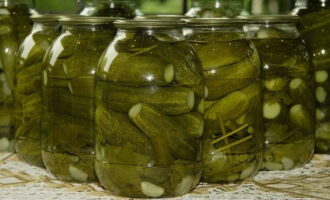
<box><xmin>42</xmin><ymin>16</ymin><xmax>118</xmax><ymax>182</ymax></box>
<box><xmin>184</xmin><ymin>18</ymin><xmax>263</xmax><ymax>183</ymax></box>
<box><xmin>186</xmin><ymin>0</ymin><xmax>245</xmax><ymax>17</ymax></box>
<box><xmin>95</xmin><ymin>19</ymin><xmax>204</xmax><ymax>198</ymax></box>
<box><xmin>292</xmin><ymin>0</ymin><xmax>330</xmax><ymax>154</ymax></box>
<box><xmin>0</xmin><ymin>0</ymin><xmax>33</xmax><ymax>152</ymax></box>
<box><xmin>247</xmin><ymin>0</ymin><xmax>295</xmax><ymax>15</ymax></box>
<box><xmin>244</xmin><ymin>15</ymin><xmax>315</xmax><ymax>171</ymax></box>
<box><xmin>14</xmin><ymin>14</ymin><xmax>61</xmax><ymax>167</ymax></box>
<box><xmin>80</xmin><ymin>0</ymin><xmax>140</xmax><ymax>18</ymax></box>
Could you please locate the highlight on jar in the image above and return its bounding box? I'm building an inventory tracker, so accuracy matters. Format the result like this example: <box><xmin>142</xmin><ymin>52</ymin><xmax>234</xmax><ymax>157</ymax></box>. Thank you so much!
<box><xmin>94</xmin><ymin>18</ymin><xmax>205</xmax><ymax>198</ymax></box>
<box><xmin>244</xmin><ymin>15</ymin><xmax>315</xmax><ymax>171</ymax></box>
<box><xmin>184</xmin><ymin>18</ymin><xmax>264</xmax><ymax>183</ymax></box>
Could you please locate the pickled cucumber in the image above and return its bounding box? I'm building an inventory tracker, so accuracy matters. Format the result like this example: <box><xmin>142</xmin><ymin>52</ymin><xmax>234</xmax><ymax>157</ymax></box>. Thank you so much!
<box><xmin>43</xmin><ymin>88</ymin><xmax>94</xmax><ymax>120</ymax></box>
<box><xmin>191</xmin><ymin>40</ymin><xmax>254</xmax><ymax>71</ymax></box>
<box><xmin>171</xmin><ymin>112</ymin><xmax>204</xmax><ymax>138</ymax></box>
<box><xmin>44</xmin><ymin>75</ymin><xmax>94</xmax><ymax>98</ymax></box>
<box><xmin>204</xmin><ymin>49</ymin><xmax>260</xmax><ymax>99</ymax></box>
<box><xmin>98</xmin><ymin>83</ymin><xmax>195</xmax><ymax>115</ymax></box>
<box><xmin>95</xmin><ymin>105</ymin><xmax>153</xmax><ymax>158</ymax></box>
<box><xmin>129</xmin><ymin>103</ymin><xmax>198</xmax><ymax>161</ymax></box>
<box><xmin>100</xmin><ymin>53</ymin><xmax>174</xmax><ymax>85</ymax></box>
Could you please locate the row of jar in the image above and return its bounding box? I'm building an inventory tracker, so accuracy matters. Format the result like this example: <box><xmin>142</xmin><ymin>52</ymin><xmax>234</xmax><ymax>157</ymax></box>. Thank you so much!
<box><xmin>0</xmin><ymin>14</ymin><xmax>323</xmax><ymax>198</ymax></box>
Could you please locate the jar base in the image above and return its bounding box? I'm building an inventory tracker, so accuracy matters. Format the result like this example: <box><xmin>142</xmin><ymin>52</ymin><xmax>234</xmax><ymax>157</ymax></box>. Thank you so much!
<box><xmin>262</xmin><ymin>138</ymin><xmax>314</xmax><ymax>171</ymax></box>
<box><xmin>16</xmin><ymin>137</ymin><xmax>44</xmax><ymax>168</ymax></box>
<box><xmin>95</xmin><ymin>160</ymin><xmax>202</xmax><ymax>198</ymax></box>
<box><xmin>42</xmin><ymin>150</ymin><xmax>96</xmax><ymax>183</ymax></box>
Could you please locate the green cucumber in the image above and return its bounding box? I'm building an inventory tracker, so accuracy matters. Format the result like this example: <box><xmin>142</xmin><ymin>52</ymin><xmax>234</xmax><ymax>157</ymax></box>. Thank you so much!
<box><xmin>98</xmin><ymin>53</ymin><xmax>174</xmax><ymax>86</ymax></box>
<box><xmin>289</xmin><ymin>104</ymin><xmax>314</xmax><ymax>134</ymax></box>
<box><xmin>204</xmin><ymin>49</ymin><xmax>260</xmax><ymax>100</ymax></box>
<box><xmin>95</xmin><ymin>105</ymin><xmax>153</xmax><ymax>157</ymax></box>
<box><xmin>171</xmin><ymin>112</ymin><xmax>204</xmax><ymax>138</ymax></box>
<box><xmin>129</xmin><ymin>103</ymin><xmax>198</xmax><ymax>161</ymax></box>
<box><xmin>43</xmin><ymin>88</ymin><xmax>94</xmax><ymax>120</ymax></box>
<box><xmin>196</xmin><ymin>40</ymin><xmax>254</xmax><ymax>70</ymax></box>
<box><xmin>98</xmin><ymin>83</ymin><xmax>195</xmax><ymax>115</ymax></box>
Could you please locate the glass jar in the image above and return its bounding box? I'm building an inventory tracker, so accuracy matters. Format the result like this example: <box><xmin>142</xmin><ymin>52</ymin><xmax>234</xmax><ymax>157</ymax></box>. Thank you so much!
<box><xmin>292</xmin><ymin>0</ymin><xmax>330</xmax><ymax>154</ymax></box>
<box><xmin>186</xmin><ymin>0</ymin><xmax>244</xmax><ymax>18</ymax></box>
<box><xmin>42</xmin><ymin>16</ymin><xmax>118</xmax><ymax>182</ymax></box>
<box><xmin>184</xmin><ymin>18</ymin><xmax>263</xmax><ymax>182</ymax></box>
<box><xmin>244</xmin><ymin>15</ymin><xmax>315</xmax><ymax>170</ymax></box>
<box><xmin>95</xmin><ymin>19</ymin><xmax>204</xmax><ymax>198</ymax></box>
<box><xmin>80</xmin><ymin>0</ymin><xmax>138</xmax><ymax>18</ymax></box>
<box><xmin>0</xmin><ymin>0</ymin><xmax>32</xmax><ymax>152</ymax></box>
<box><xmin>15</xmin><ymin>15</ymin><xmax>61</xmax><ymax>167</ymax></box>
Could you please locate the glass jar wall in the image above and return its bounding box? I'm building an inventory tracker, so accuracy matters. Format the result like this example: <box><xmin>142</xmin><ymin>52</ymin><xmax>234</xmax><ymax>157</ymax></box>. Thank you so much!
<box><xmin>0</xmin><ymin>0</ymin><xmax>32</xmax><ymax>152</ymax></box>
<box><xmin>293</xmin><ymin>0</ymin><xmax>330</xmax><ymax>153</ymax></box>
<box><xmin>15</xmin><ymin>15</ymin><xmax>61</xmax><ymax>167</ymax></box>
<box><xmin>95</xmin><ymin>19</ymin><xmax>204</xmax><ymax>198</ymax></box>
<box><xmin>184</xmin><ymin>18</ymin><xmax>263</xmax><ymax>182</ymax></box>
<box><xmin>80</xmin><ymin>0</ymin><xmax>138</xmax><ymax>18</ymax></box>
<box><xmin>42</xmin><ymin>16</ymin><xmax>117</xmax><ymax>182</ymax></box>
<box><xmin>186</xmin><ymin>0</ymin><xmax>244</xmax><ymax>18</ymax></box>
<box><xmin>244</xmin><ymin>16</ymin><xmax>315</xmax><ymax>170</ymax></box>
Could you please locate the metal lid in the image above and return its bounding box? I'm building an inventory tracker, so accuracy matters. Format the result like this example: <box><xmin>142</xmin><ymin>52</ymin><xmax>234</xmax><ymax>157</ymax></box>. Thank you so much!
<box><xmin>31</xmin><ymin>14</ymin><xmax>64</xmax><ymax>23</ymax></box>
<box><xmin>114</xmin><ymin>19</ymin><xmax>185</xmax><ymax>28</ymax></box>
<box><xmin>240</xmin><ymin>15</ymin><xmax>299</xmax><ymax>24</ymax></box>
<box><xmin>185</xmin><ymin>18</ymin><xmax>247</xmax><ymax>27</ymax></box>
<box><xmin>135</xmin><ymin>15</ymin><xmax>193</xmax><ymax>20</ymax></box>
<box><xmin>59</xmin><ymin>16</ymin><xmax>123</xmax><ymax>25</ymax></box>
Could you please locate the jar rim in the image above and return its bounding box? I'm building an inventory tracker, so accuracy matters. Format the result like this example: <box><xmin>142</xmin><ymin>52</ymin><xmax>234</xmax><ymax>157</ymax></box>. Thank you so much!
<box><xmin>114</xmin><ymin>19</ymin><xmax>185</xmax><ymax>28</ymax></box>
<box><xmin>184</xmin><ymin>18</ymin><xmax>246</xmax><ymax>27</ymax></box>
<box><xmin>135</xmin><ymin>15</ymin><xmax>193</xmax><ymax>20</ymax></box>
<box><xmin>31</xmin><ymin>14</ymin><xmax>64</xmax><ymax>23</ymax></box>
<box><xmin>60</xmin><ymin>16</ymin><xmax>123</xmax><ymax>25</ymax></box>
<box><xmin>240</xmin><ymin>15</ymin><xmax>299</xmax><ymax>24</ymax></box>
